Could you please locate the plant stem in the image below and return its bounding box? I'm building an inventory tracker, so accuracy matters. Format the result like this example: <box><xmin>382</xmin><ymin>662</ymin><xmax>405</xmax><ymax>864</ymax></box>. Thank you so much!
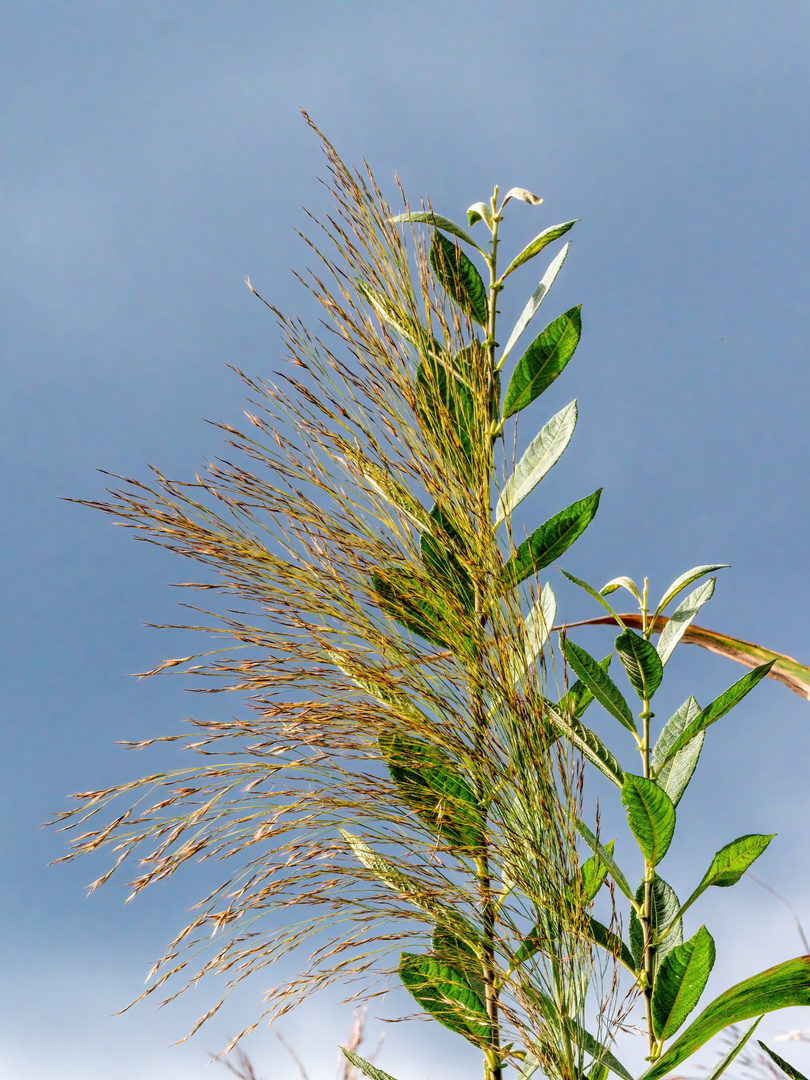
<box><xmin>472</xmin><ymin>186</ymin><xmax>504</xmax><ymax>1080</ymax></box>
<box><xmin>640</xmin><ymin>697</ymin><xmax>657</xmax><ymax>1058</ymax></box>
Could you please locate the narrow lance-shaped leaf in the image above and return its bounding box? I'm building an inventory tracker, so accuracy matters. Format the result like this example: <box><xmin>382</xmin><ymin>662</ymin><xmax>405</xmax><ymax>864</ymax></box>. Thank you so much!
<box><xmin>652</xmin><ymin>696</ymin><xmax>704</xmax><ymax>806</ymax></box>
<box><xmin>379</xmin><ymin>732</ymin><xmax>484</xmax><ymax>851</ymax></box>
<box><xmin>615</xmin><ymin>629</ymin><xmax>664</xmax><ymax>701</ymax></box>
<box><xmin>421</xmin><ymin>504</ymin><xmax>474</xmax><ymax>611</ymax></box>
<box><xmin>658</xmin><ymin>661</ymin><xmax>775</xmax><ymax>767</ymax></box>
<box><xmin>501</xmin><ymin>490</ymin><xmax>601</xmax><ymax>592</ymax></box>
<box><xmin>371</xmin><ymin>565</ymin><xmax>474</xmax><ymax>658</ymax></box>
<box><xmin>581</xmin><ymin>840</ymin><xmax>616</xmax><ymax>902</ymax></box>
<box><xmin>655</xmin><ymin>564</ymin><xmax>730</xmax><ymax>619</ymax></box>
<box><xmin>390</xmin><ymin>210</ymin><xmax>483</xmax><ymax>251</ymax></box>
<box><xmin>495</xmin><ymin>400</ymin><xmax>578</xmax><ymax>526</ymax></box>
<box><xmin>676</xmin><ymin>834</ymin><xmax>775</xmax><ymax>921</ymax></box>
<box><xmin>500</xmin><ymin>243</ymin><xmax>570</xmax><ymax>363</ymax></box>
<box><xmin>705</xmin><ymin>1019</ymin><xmax>763</xmax><ymax>1080</ymax></box>
<box><xmin>577</xmin><ymin>819</ymin><xmax>637</xmax><ymax>906</ymax></box>
<box><xmin>584</xmin><ymin>914</ymin><xmax>637</xmax><ymax>973</ymax></box>
<box><xmin>758</xmin><ymin>1042</ymin><xmax>810</xmax><ymax>1080</ymax></box>
<box><xmin>556</xmin><ymin>654</ymin><xmax>614</xmax><ymax>720</ymax></box>
<box><xmin>341</xmin><ymin>1050</ymin><xmax>401</xmax><ymax>1080</ymax></box>
<box><xmin>657</xmin><ymin>578</ymin><xmax>716</xmax><ymax>666</ymax></box>
<box><xmin>415</xmin><ymin>355</ymin><xmax>478</xmax><ymax>477</ymax></box>
<box><xmin>560</xmin><ymin>636</ymin><xmax>637</xmax><ymax>735</ymax></box>
<box><xmin>621</xmin><ymin>774</ymin><xmax>676</xmax><ymax>866</ymax></box>
<box><xmin>501</xmin><ymin>219</ymin><xmax>578</xmax><ymax>279</ymax></box>
<box><xmin>639</xmin><ymin>956</ymin><xmax>810</xmax><ymax>1080</ymax></box>
<box><xmin>509</xmin><ymin>584</ymin><xmax>557</xmax><ymax>681</ymax></box>
<box><xmin>546</xmin><ymin>703</ymin><xmax>625</xmax><ymax>788</ymax></box>
<box><xmin>559</xmin><ymin>568</ymin><xmax>628</xmax><ymax>629</ymax></box>
<box><xmin>398</xmin><ymin>952</ymin><xmax>490</xmax><ymax>1044</ymax></box>
<box><xmin>503</xmin><ymin>306</ymin><xmax>582</xmax><ymax>418</ymax></box>
<box><xmin>629</xmin><ymin>876</ymin><xmax>683</xmax><ymax>972</ymax></box>
<box><xmin>652</xmin><ymin>926</ymin><xmax>716</xmax><ymax>1039</ymax></box>
<box><xmin>602</xmin><ymin>576</ymin><xmax>642</xmax><ymax>603</ymax></box>
<box><xmin>430</xmin><ymin>231</ymin><xmax>488</xmax><ymax>327</ymax></box>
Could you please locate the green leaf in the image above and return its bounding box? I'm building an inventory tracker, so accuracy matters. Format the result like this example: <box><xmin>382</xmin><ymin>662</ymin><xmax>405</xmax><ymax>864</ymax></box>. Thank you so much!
<box><xmin>467</xmin><ymin>201</ymin><xmax>493</xmax><ymax>229</ymax></box>
<box><xmin>340</xmin><ymin>830</ymin><xmax>467</xmax><ymax>931</ymax></box>
<box><xmin>577</xmin><ymin>819</ymin><xmax>637</xmax><ymax>906</ymax></box>
<box><xmin>658</xmin><ymin>662</ymin><xmax>776</xmax><ymax>767</ymax></box>
<box><xmin>556</xmin><ymin>654</ymin><xmax>613</xmax><ymax>721</ymax></box>
<box><xmin>654</xmin><ymin>564</ymin><xmax>730</xmax><ymax>620</ymax></box>
<box><xmin>573</xmin><ymin>1023</ymin><xmax>636</xmax><ymax>1080</ymax></box>
<box><xmin>652</xmin><ymin>926</ymin><xmax>716</xmax><ymax>1040</ymax></box>
<box><xmin>581</xmin><ymin>840</ymin><xmax>615</xmax><ymax>902</ymax></box>
<box><xmin>379</xmin><ymin>732</ymin><xmax>484</xmax><ymax>851</ymax></box>
<box><xmin>371</xmin><ymin>565</ymin><xmax>473</xmax><ymax>656</ymax></box>
<box><xmin>510</xmin><ymin>584</ymin><xmax>557</xmax><ymax>682</ymax></box>
<box><xmin>416</xmin><ymin>354</ymin><xmax>478</xmax><ymax>475</ymax></box>
<box><xmin>652</xmin><ymin>697</ymin><xmax>705</xmax><ymax>807</ymax></box>
<box><xmin>705</xmin><ymin>1018</ymin><xmax>762</xmax><ymax>1080</ymax></box>
<box><xmin>559</xmin><ymin>568</ymin><xmax>627</xmax><ymax>629</ymax></box>
<box><xmin>494</xmin><ymin>400</ymin><xmax>578</xmax><ymax>526</ymax></box>
<box><xmin>758</xmin><ymin>1042</ymin><xmax>810</xmax><ymax>1080</ymax></box>
<box><xmin>677</xmin><ymin>834</ymin><xmax>775</xmax><ymax>920</ymax></box>
<box><xmin>391</xmin><ymin>211</ymin><xmax>483</xmax><ymax>250</ymax></box>
<box><xmin>657</xmin><ymin>578</ymin><xmax>716</xmax><ymax>666</ymax></box>
<box><xmin>584</xmin><ymin>914</ymin><xmax>636</xmax><ymax>973</ymax></box>
<box><xmin>560</xmin><ymin>636</ymin><xmax>637</xmax><ymax>735</ymax></box>
<box><xmin>621</xmin><ymin>774</ymin><xmax>676</xmax><ymax>866</ymax></box>
<box><xmin>629</xmin><ymin>876</ymin><xmax>683</xmax><ymax>972</ymax></box>
<box><xmin>503</xmin><ymin>306</ymin><xmax>582</xmax><ymax>418</ymax></box>
<box><xmin>356</xmin><ymin>280</ymin><xmax>444</xmax><ymax>360</ymax></box>
<box><xmin>500</xmin><ymin>244</ymin><xmax>570</xmax><ymax>363</ymax></box>
<box><xmin>430</xmin><ymin>231</ymin><xmax>488</xmax><ymax>327</ymax></box>
<box><xmin>639</xmin><ymin>956</ymin><xmax>810</xmax><ymax>1080</ymax></box>
<box><xmin>502</xmin><ymin>219</ymin><xmax>578</xmax><ymax>279</ymax></box>
<box><xmin>421</xmin><ymin>505</ymin><xmax>474</xmax><ymax>610</ymax></box>
<box><xmin>398</xmin><ymin>952</ymin><xmax>490</xmax><ymax>1044</ymax></box>
<box><xmin>501</xmin><ymin>490</ymin><xmax>601</xmax><ymax>591</ymax></box>
<box><xmin>601</xmin><ymin>576</ymin><xmax>642</xmax><ymax>603</ymax></box>
<box><xmin>615</xmin><ymin>629</ymin><xmax>664</xmax><ymax>701</ymax></box>
<box><xmin>432</xmin><ymin>924</ymin><xmax>485</xmax><ymax>1001</ymax></box>
<box><xmin>341</xmin><ymin>1050</ymin><xmax>401</xmax><ymax>1080</ymax></box>
<box><xmin>546</xmin><ymin>703</ymin><xmax>625</xmax><ymax>788</ymax></box>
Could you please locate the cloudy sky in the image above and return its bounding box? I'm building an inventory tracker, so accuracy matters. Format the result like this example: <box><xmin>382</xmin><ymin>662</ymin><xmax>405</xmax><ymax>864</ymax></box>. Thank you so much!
<box><xmin>3</xmin><ymin>3</ymin><xmax>810</xmax><ymax>1079</ymax></box>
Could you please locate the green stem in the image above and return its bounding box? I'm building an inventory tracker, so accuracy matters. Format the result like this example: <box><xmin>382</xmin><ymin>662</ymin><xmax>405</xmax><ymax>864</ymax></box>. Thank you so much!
<box><xmin>471</xmin><ymin>186</ymin><xmax>503</xmax><ymax>1080</ymax></box>
<box><xmin>639</xmin><ymin>698</ymin><xmax>658</xmax><ymax>1059</ymax></box>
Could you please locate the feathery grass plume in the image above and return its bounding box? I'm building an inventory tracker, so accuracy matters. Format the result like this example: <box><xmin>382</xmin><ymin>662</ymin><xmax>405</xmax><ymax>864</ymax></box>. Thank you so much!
<box><xmin>56</xmin><ymin>120</ymin><xmax>616</xmax><ymax>1080</ymax></box>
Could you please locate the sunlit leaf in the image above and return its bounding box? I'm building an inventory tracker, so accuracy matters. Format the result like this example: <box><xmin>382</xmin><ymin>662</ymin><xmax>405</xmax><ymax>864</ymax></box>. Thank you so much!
<box><xmin>758</xmin><ymin>1042</ymin><xmax>810</xmax><ymax>1080</ymax></box>
<box><xmin>560</xmin><ymin>636</ymin><xmax>637</xmax><ymax>735</ymax></box>
<box><xmin>584</xmin><ymin>913</ymin><xmax>636</xmax><ymax>973</ymax></box>
<box><xmin>503</xmin><ymin>306</ymin><xmax>582</xmax><ymax>418</ymax></box>
<box><xmin>546</xmin><ymin>703</ymin><xmax>625</xmax><ymax>788</ymax></box>
<box><xmin>621</xmin><ymin>774</ymin><xmax>676</xmax><ymax>866</ymax></box>
<box><xmin>655</xmin><ymin>564</ymin><xmax>729</xmax><ymax>619</ymax></box>
<box><xmin>502</xmin><ymin>219</ymin><xmax>578</xmax><ymax>279</ymax></box>
<box><xmin>398</xmin><ymin>952</ymin><xmax>490</xmax><ymax>1044</ymax></box>
<box><xmin>501</xmin><ymin>490</ymin><xmax>601</xmax><ymax>591</ymax></box>
<box><xmin>494</xmin><ymin>400</ymin><xmax>577</xmax><ymax>526</ymax></box>
<box><xmin>657</xmin><ymin>662</ymin><xmax>775</xmax><ymax>767</ymax></box>
<box><xmin>430</xmin><ymin>231</ymin><xmax>488</xmax><ymax>326</ymax></box>
<box><xmin>577</xmin><ymin>819</ymin><xmax>637</xmax><ymax>905</ymax></box>
<box><xmin>390</xmin><ymin>210</ymin><xmax>482</xmax><ymax>250</ymax></box>
<box><xmin>500</xmin><ymin>244</ymin><xmax>570</xmax><ymax>363</ymax></box>
<box><xmin>677</xmin><ymin>834</ymin><xmax>775</xmax><ymax>920</ymax></box>
<box><xmin>503</xmin><ymin>187</ymin><xmax>544</xmax><ymax>206</ymax></box>
<box><xmin>705</xmin><ymin>1019</ymin><xmax>762</xmax><ymax>1080</ymax></box>
<box><xmin>467</xmin><ymin>201</ymin><xmax>493</xmax><ymax>229</ymax></box>
<box><xmin>379</xmin><ymin>732</ymin><xmax>484</xmax><ymax>851</ymax></box>
<box><xmin>657</xmin><ymin>578</ymin><xmax>716</xmax><ymax>665</ymax></box>
<box><xmin>581</xmin><ymin>840</ymin><xmax>615</xmax><ymax>903</ymax></box>
<box><xmin>615</xmin><ymin>629</ymin><xmax>664</xmax><ymax>701</ymax></box>
<box><xmin>629</xmin><ymin>876</ymin><xmax>683</xmax><ymax>973</ymax></box>
<box><xmin>652</xmin><ymin>697</ymin><xmax>704</xmax><ymax>806</ymax></box>
<box><xmin>639</xmin><ymin>957</ymin><xmax>810</xmax><ymax>1080</ymax></box>
<box><xmin>652</xmin><ymin>926</ymin><xmax>716</xmax><ymax>1039</ymax></box>
<box><xmin>341</xmin><ymin>1050</ymin><xmax>401</xmax><ymax>1080</ymax></box>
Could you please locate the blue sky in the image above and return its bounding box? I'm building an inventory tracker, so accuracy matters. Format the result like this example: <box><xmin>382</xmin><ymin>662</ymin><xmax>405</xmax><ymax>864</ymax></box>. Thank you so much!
<box><xmin>3</xmin><ymin>2</ymin><xmax>810</xmax><ymax>1078</ymax></box>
